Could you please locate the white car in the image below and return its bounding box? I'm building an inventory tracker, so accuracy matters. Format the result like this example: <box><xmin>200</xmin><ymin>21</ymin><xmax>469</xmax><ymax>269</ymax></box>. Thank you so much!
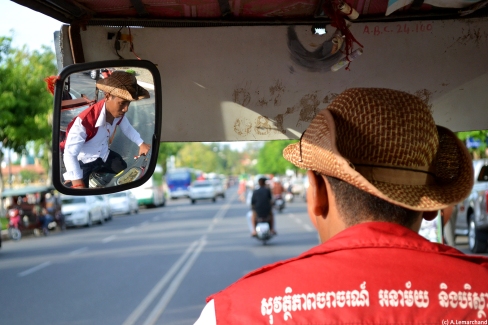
<box><xmin>108</xmin><ymin>191</ymin><xmax>139</xmax><ymax>215</ymax></box>
<box><xmin>209</xmin><ymin>178</ymin><xmax>225</xmax><ymax>199</ymax></box>
<box><xmin>189</xmin><ymin>180</ymin><xmax>218</xmax><ymax>204</ymax></box>
<box><xmin>61</xmin><ymin>195</ymin><xmax>106</xmax><ymax>227</ymax></box>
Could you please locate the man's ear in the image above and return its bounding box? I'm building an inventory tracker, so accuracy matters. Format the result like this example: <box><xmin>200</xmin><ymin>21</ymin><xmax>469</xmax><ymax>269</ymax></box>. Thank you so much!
<box><xmin>422</xmin><ymin>210</ymin><xmax>438</xmax><ymax>221</ymax></box>
<box><xmin>306</xmin><ymin>170</ymin><xmax>329</xmax><ymax>220</ymax></box>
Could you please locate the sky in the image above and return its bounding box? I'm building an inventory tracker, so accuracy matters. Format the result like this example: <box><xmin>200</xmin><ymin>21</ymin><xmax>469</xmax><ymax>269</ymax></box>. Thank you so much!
<box><xmin>0</xmin><ymin>1</ymin><xmax>63</xmax><ymax>52</ymax></box>
<box><xmin>0</xmin><ymin>1</ymin><xmax>252</xmax><ymax>152</ymax></box>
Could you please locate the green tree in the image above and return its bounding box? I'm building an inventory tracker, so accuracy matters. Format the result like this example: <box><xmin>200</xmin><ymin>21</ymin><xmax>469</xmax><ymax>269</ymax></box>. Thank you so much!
<box><xmin>178</xmin><ymin>143</ymin><xmax>218</xmax><ymax>172</ymax></box>
<box><xmin>19</xmin><ymin>170</ymin><xmax>40</xmax><ymax>184</ymax></box>
<box><xmin>256</xmin><ymin>140</ymin><xmax>296</xmax><ymax>175</ymax></box>
<box><xmin>456</xmin><ymin>130</ymin><xmax>488</xmax><ymax>159</ymax></box>
<box><xmin>0</xmin><ymin>36</ymin><xmax>57</xmax><ymax>201</ymax></box>
<box><xmin>157</xmin><ymin>142</ymin><xmax>185</xmax><ymax>173</ymax></box>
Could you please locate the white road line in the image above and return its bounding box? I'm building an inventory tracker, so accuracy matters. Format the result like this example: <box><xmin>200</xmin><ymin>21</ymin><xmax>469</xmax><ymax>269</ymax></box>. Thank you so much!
<box><xmin>289</xmin><ymin>213</ymin><xmax>314</xmax><ymax>232</ymax></box>
<box><xmin>124</xmin><ymin>227</ymin><xmax>135</xmax><ymax>234</ymax></box>
<box><xmin>69</xmin><ymin>247</ymin><xmax>89</xmax><ymax>255</ymax></box>
<box><xmin>304</xmin><ymin>224</ymin><xmax>314</xmax><ymax>232</ymax></box>
<box><xmin>142</xmin><ymin>238</ymin><xmax>207</xmax><ymax>325</ymax></box>
<box><xmin>124</xmin><ymin>197</ymin><xmax>234</xmax><ymax>325</ymax></box>
<box><xmin>102</xmin><ymin>235</ymin><xmax>117</xmax><ymax>243</ymax></box>
<box><xmin>18</xmin><ymin>261</ymin><xmax>52</xmax><ymax>277</ymax></box>
<box><xmin>140</xmin><ymin>221</ymin><xmax>149</xmax><ymax>227</ymax></box>
<box><xmin>122</xmin><ymin>240</ymin><xmax>200</xmax><ymax>325</ymax></box>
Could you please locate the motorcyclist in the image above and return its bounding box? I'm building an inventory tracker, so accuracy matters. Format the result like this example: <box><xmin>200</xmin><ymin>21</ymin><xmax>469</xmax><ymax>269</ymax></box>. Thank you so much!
<box><xmin>250</xmin><ymin>177</ymin><xmax>276</xmax><ymax>236</ymax></box>
<box><xmin>271</xmin><ymin>177</ymin><xmax>285</xmax><ymax>209</ymax></box>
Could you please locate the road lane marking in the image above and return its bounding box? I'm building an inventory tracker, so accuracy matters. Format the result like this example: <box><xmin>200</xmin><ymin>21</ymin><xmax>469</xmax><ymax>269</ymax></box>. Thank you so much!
<box><xmin>124</xmin><ymin>195</ymin><xmax>234</xmax><ymax>325</ymax></box>
<box><xmin>122</xmin><ymin>240</ymin><xmax>200</xmax><ymax>325</ymax></box>
<box><xmin>18</xmin><ymin>261</ymin><xmax>52</xmax><ymax>277</ymax></box>
<box><xmin>142</xmin><ymin>238</ymin><xmax>207</xmax><ymax>325</ymax></box>
<box><xmin>289</xmin><ymin>214</ymin><xmax>314</xmax><ymax>232</ymax></box>
<box><xmin>69</xmin><ymin>247</ymin><xmax>89</xmax><ymax>255</ymax></box>
<box><xmin>304</xmin><ymin>224</ymin><xmax>314</xmax><ymax>232</ymax></box>
<box><xmin>124</xmin><ymin>227</ymin><xmax>135</xmax><ymax>234</ymax></box>
<box><xmin>140</xmin><ymin>221</ymin><xmax>149</xmax><ymax>227</ymax></box>
<box><xmin>102</xmin><ymin>235</ymin><xmax>117</xmax><ymax>243</ymax></box>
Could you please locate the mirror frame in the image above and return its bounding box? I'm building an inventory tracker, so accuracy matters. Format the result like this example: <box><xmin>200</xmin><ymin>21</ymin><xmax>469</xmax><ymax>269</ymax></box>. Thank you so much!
<box><xmin>52</xmin><ymin>59</ymin><xmax>162</xmax><ymax>195</ymax></box>
<box><xmin>478</xmin><ymin>165</ymin><xmax>488</xmax><ymax>182</ymax></box>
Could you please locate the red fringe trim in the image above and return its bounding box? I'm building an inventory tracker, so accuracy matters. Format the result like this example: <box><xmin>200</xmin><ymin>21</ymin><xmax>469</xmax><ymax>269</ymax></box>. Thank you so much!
<box><xmin>44</xmin><ymin>75</ymin><xmax>59</xmax><ymax>95</ymax></box>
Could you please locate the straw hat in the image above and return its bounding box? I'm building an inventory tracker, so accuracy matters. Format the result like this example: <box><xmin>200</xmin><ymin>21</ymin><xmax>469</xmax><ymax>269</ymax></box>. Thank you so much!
<box><xmin>96</xmin><ymin>71</ymin><xmax>150</xmax><ymax>101</ymax></box>
<box><xmin>283</xmin><ymin>88</ymin><xmax>473</xmax><ymax>211</ymax></box>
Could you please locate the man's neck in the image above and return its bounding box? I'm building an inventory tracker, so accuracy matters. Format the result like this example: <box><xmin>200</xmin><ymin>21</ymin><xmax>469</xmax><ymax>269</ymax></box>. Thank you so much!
<box><xmin>105</xmin><ymin>109</ymin><xmax>115</xmax><ymax>125</ymax></box>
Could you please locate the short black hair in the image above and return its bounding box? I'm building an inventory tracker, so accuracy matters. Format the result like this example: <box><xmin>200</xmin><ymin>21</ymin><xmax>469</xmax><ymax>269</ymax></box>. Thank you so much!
<box><xmin>325</xmin><ymin>175</ymin><xmax>421</xmax><ymax>228</ymax></box>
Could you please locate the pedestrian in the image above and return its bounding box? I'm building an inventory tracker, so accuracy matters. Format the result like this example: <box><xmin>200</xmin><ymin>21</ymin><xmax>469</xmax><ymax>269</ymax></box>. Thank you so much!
<box><xmin>194</xmin><ymin>88</ymin><xmax>488</xmax><ymax>324</ymax></box>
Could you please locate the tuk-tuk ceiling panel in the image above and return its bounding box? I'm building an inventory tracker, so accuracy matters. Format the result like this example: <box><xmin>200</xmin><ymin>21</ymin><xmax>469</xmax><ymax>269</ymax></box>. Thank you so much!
<box><xmin>13</xmin><ymin>0</ymin><xmax>488</xmax><ymax>26</ymax></box>
<box><xmin>73</xmin><ymin>0</ymin><xmax>423</xmax><ymax>18</ymax></box>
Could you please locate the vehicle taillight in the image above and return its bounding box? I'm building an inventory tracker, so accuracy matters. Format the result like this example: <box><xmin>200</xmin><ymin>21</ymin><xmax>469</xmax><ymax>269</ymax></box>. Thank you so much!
<box><xmin>459</xmin><ymin>204</ymin><xmax>465</xmax><ymax>212</ymax></box>
<box><xmin>486</xmin><ymin>191</ymin><xmax>488</xmax><ymax>214</ymax></box>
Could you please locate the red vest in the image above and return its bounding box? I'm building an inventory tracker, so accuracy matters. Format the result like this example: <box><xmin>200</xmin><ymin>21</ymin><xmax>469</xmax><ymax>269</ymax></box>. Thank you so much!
<box><xmin>60</xmin><ymin>99</ymin><xmax>123</xmax><ymax>151</ymax></box>
<box><xmin>209</xmin><ymin>222</ymin><xmax>488</xmax><ymax>324</ymax></box>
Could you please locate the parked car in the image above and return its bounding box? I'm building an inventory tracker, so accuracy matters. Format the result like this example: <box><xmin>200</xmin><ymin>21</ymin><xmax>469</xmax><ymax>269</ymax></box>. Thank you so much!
<box><xmin>84</xmin><ymin>68</ymin><xmax>114</xmax><ymax>79</ymax></box>
<box><xmin>188</xmin><ymin>180</ymin><xmax>219</xmax><ymax>204</ymax></box>
<box><xmin>61</xmin><ymin>195</ymin><xmax>106</xmax><ymax>227</ymax></box>
<box><xmin>452</xmin><ymin>159</ymin><xmax>488</xmax><ymax>253</ymax></box>
<box><xmin>108</xmin><ymin>191</ymin><xmax>139</xmax><ymax>215</ymax></box>
<box><xmin>100</xmin><ymin>195</ymin><xmax>113</xmax><ymax>221</ymax></box>
<box><xmin>210</xmin><ymin>178</ymin><xmax>225</xmax><ymax>199</ymax></box>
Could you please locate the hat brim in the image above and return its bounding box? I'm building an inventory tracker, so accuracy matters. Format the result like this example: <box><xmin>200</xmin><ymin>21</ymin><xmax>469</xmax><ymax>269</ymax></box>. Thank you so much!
<box><xmin>283</xmin><ymin>110</ymin><xmax>474</xmax><ymax>211</ymax></box>
<box><xmin>97</xmin><ymin>79</ymin><xmax>150</xmax><ymax>101</ymax></box>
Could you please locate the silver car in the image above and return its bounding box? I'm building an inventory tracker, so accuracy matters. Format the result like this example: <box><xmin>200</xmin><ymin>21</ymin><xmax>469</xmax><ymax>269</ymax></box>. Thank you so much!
<box><xmin>188</xmin><ymin>180</ymin><xmax>218</xmax><ymax>204</ymax></box>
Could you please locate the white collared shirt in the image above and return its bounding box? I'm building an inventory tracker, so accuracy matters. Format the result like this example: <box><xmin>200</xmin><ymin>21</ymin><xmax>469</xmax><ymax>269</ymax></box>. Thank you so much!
<box><xmin>194</xmin><ymin>300</ymin><xmax>216</xmax><ymax>325</ymax></box>
<box><xmin>63</xmin><ymin>103</ymin><xmax>144</xmax><ymax>181</ymax></box>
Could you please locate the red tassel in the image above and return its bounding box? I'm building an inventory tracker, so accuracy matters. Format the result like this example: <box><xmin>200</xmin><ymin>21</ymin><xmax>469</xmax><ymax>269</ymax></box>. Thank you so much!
<box><xmin>323</xmin><ymin>1</ymin><xmax>363</xmax><ymax>70</ymax></box>
<box><xmin>44</xmin><ymin>75</ymin><xmax>59</xmax><ymax>95</ymax></box>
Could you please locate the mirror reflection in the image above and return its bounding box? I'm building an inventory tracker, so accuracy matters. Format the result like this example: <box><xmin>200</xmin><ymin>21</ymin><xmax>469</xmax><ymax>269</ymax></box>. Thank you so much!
<box><xmin>59</xmin><ymin>67</ymin><xmax>155</xmax><ymax>190</ymax></box>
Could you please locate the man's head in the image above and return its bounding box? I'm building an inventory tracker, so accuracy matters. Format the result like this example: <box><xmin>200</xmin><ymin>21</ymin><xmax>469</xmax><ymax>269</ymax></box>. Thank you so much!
<box><xmin>96</xmin><ymin>71</ymin><xmax>150</xmax><ymax>118</ymax></box>
<box><xmin>258</xmin><ymin>177</ymin><xmax>267</xmax><ymax>187</ymax></box>
<box><xmin>283</xmin><ymin>88</ymin><xmax>473</xmax><ymax>238</ymax></box>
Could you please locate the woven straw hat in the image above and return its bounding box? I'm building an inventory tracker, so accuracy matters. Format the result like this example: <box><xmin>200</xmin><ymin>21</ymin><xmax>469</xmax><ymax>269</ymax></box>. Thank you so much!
<box><xmin>283</xmin><ymin>88</ymin><xmax>473</xmax><ymax>211</ymax></box>
<box><xmin>96</xmin><ymin>71</ymin><xmax>150</xmax><ymax>101</ymax></box>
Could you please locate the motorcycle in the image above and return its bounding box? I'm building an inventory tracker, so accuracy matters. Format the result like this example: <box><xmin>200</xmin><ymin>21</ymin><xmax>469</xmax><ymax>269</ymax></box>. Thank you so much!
<box><xmin>7</xmin><ymin>207</ymin><xmax>51</xmax><ymax>241</ymax></box>
<box><xmin>7</xmin><ymin>207</ymin><xmax>23</xmax><ymax>241</ymax></box>
<box><xmin>273</xmin><ymin>194</ymin><xmax>285</xmax><ymax>213</ymax></box>
<box><xmin>254</xmin><ymin>218</ymin><xmax>275</xmax><ymax>245</ymax></box>
<box><xmin>88</xmin><ymin>151</ymin><xmax>150</xmax><ymax>188</ymax></box>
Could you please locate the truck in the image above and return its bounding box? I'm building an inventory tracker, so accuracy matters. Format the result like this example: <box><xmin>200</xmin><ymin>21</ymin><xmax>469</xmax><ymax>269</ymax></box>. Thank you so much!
<box><xmin>451</xmin><ymin>159</ymin><xmax>488</xmax><ymax>253</ymax></box>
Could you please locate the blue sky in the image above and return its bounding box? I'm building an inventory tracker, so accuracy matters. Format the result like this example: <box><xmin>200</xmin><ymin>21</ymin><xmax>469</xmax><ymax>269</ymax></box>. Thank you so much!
<box><xmin>0</xmin><ymin>1</ymin><xmax>63</xmax><ymax>52</ymax></box>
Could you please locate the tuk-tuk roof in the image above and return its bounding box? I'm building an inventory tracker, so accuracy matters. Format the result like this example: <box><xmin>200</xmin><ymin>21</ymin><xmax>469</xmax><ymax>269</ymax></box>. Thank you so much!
<box><xmin>1</xmin><ymin>185</ymin><xmax>55</xmax><ymax>198</ymax></box>
<box><xmin>13</xmin><ymin>0</ymin><xmax>488</xmax><ymax>26</ymax></box>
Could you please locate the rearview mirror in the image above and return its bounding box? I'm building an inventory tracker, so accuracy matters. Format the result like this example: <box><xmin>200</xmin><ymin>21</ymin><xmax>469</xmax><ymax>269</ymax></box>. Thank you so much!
<box><xmin>52</xmin><ymin>60</ymin><xmax>162</xmax><ymax>195</ymax></box>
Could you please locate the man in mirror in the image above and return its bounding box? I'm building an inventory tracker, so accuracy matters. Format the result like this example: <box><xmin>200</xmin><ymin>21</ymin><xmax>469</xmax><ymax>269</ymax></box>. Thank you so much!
<box><xmin>61</xmin><ymin>71</ymin><xmax>151</xmax><ymax>189</ymax></box>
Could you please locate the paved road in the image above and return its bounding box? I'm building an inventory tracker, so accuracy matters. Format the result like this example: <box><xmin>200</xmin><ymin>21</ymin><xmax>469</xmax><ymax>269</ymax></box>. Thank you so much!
<box><xmin>0</xmin><ymin>188</ymin><xmax>317</xmax><ymax>325</ymax></box>
<box><xmin>1</xmin><ymin>186</ymin><xmax>486</xmax><ymax>324</ymax></box>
